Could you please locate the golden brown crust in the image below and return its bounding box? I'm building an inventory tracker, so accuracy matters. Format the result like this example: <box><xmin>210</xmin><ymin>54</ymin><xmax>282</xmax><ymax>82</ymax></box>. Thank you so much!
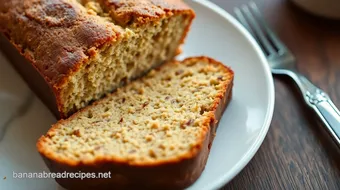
<box><xmin>98</xmin><ymin>0</ymin><xmax>195</xmax><ymax>26</ymax></box>
<box><xmin>36</xmin><ymin>56</ymin><xmax>234</xmax><ymax>190</ymax></box>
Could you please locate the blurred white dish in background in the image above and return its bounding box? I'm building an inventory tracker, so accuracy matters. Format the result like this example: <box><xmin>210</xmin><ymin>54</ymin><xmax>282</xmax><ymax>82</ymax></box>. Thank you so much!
<box><xmin>290</xmin><ymin>0</ymin><xmax>340</xmax><ymax>19</ymax></box>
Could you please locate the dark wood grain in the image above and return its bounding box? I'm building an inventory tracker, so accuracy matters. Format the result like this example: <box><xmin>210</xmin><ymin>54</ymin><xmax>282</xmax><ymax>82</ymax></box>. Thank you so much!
<box><xmin>208</xmin><ymin>0</ymin><xmax>340</xmax><ymax>189</ymax></box>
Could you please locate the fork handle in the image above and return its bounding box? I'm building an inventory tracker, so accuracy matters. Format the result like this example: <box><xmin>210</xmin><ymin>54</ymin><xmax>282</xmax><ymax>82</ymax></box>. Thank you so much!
<box><xmin>309</xmin><ymin>91</ymin><xmax>340</xmax><ymax>144</ymax></box>
<box><xmin>293</xmin><ymin>74</ymin><xmax>340</xmax><ymax>145</ymax></box>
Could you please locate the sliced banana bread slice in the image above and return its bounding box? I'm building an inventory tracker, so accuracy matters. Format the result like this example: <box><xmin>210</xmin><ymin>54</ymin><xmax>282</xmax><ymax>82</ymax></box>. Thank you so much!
<box><xmin>37</xmin><ymin>56</ymin><xmax>234</xmax><ymax>190</ymax></box>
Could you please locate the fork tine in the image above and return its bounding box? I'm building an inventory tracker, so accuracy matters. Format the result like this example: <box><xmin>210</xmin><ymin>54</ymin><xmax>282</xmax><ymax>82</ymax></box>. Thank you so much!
<box><xmin>248</xmin><ymin>2</ymin><xmax>287</xmax><ymax>54</ymax></box>
<box><xmin>234</xmin><ymin>8</ymin><xmax>257</xmax><ymax>40</ymax></box>
<box><xmin>234</xmin><ymin>7</ymin><xmax>267</xmax><ymax>54</ymax></box>
<box><xmin>240</xmin><ymin>4</ymin><xmax>276</xmax><ymax>56</ymax></box>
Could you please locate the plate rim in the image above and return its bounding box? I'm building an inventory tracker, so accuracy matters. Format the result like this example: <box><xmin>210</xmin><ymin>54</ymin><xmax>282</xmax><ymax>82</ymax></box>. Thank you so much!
<box><xmin>188</xmin><ymin>0</ymin><xmax>275</xmax><ymax>189</ymax></box>
<box><xmin>0</xmin><ymin>0</ymin><xmax>275</xmax><ymax>189</ymax></box>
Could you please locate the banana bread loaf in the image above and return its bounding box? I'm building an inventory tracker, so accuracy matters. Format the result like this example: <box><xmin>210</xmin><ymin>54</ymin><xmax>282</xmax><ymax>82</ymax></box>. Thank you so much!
<box><xmin>0</xmin><ymin>0</ymin><xmax>195</xmax><ymax>118</ymax></box>
<box><xmin>37</xmin><ymin>56</ymin><xmax>234</xmax><ymax>190</ymax></box>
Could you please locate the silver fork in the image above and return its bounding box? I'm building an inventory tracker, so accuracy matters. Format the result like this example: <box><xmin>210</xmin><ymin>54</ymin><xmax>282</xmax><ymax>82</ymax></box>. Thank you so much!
<box><xmin>234</xmin><ymin>2</ymin><xmax>340</xmax><ymax>146</ymax></box>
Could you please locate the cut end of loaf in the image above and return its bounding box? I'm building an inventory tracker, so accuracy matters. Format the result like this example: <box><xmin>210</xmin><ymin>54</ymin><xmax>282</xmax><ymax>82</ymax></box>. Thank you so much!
<box><xmin>37</xmin><ymin>56</ymin><xmax>234</xmax><ymax>167</ymax></box>
<box><xmin>57</xmin><ymin>0</ymin><xmax>195</xmax><ymax>118</ymax></box>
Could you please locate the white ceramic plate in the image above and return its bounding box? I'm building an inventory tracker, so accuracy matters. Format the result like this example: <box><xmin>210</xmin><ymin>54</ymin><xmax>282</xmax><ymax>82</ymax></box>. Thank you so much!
<box><xmin>0</xmin><ymin>0</ymin><xmax>274</xmax><ymax>190</ymax></box>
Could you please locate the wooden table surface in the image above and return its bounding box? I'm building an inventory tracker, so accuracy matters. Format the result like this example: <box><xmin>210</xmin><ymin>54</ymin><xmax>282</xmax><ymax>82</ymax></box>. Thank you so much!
<box><xmin>208</xmin><ymin>0</ymin><xmax>340</xmax><ymax>189</ymax></box>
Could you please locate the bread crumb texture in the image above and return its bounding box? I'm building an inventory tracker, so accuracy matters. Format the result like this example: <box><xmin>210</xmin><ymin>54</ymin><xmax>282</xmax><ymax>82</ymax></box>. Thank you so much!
<box><xmin>62</xmin><ymin>0</ymin><xmax>194</xmax><ymax>116</ymax></box>
<box><xmin>38</xmin><ymin>57</ymin><xmax>234</xmax><ymax>165</ymax></box>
